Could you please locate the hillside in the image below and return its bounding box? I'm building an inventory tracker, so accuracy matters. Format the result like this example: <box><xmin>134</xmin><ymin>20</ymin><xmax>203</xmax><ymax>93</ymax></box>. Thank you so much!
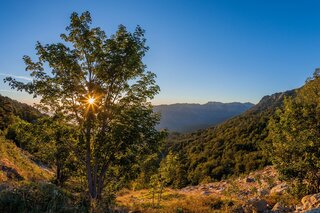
<box><xmin>154</xmin><ymin>102</ymin><xmax>254</xmax><ymax>132</ymax></box>
<box><xmin>0</xmin><ymin>136</ymin><xmax>53</xmax><ymax>183</ymax></box>
<box><xmin>0</xmin><ymin>94</ymin><xmax>42</xmax><ymax>130</ymax></box>
<box><xmin>164</xmin><ymin>90</ymin><xmax>295</xmax><ymax>186</ymax></box>
<box><xmin>0</xmin><ymin>95</ymin><xmax>52</xmax><ymax>183</ymax></box>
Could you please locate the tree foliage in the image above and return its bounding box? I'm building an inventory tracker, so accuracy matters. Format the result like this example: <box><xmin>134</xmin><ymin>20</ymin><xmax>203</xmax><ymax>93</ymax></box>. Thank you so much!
<box><xmin>268</xmin><ymin>70</ymin><xmax>320</xmax><ymax>196</ymax></box>
<box><xmin>6</xmin><ymin>116</ymin><xmax>78</xmax><ymax>185</ymax></box>
<box><xmin>4</xmin><ymin>11</ymin><xmax>164</xmax><ymax>202</ymax></box>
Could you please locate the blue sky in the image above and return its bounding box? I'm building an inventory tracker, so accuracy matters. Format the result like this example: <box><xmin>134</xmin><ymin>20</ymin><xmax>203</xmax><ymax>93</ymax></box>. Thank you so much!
<box><xmin>1</xmin><ymin>0</ymin><xmax>320</xmax><ymax>104</ymax></box>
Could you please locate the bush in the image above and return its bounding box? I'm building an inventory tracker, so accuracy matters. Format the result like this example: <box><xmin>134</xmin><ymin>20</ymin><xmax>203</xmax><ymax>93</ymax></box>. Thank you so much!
<box><xmin>268</xmin><ymin>71</ymin><xmax>320</xmax><ymax>197</ymax></box>
<box><xmin>0</xmin><ymin>182</ymin><xmax>85</xmax><ymax>213</ymax></box>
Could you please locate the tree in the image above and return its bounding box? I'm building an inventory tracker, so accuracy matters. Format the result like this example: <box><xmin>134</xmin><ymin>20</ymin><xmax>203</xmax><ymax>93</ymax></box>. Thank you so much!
<box><xmin>6</xmin><ymin>116</ymin><xmax>78</xmax><ymax>185</ymax></box>
<box><xmin>268</xmin><ymin>69</ymin><xmax>320</xmax><ymax>196</ymax></box>
<box><xmin>5</xmin><ymin>11</ymin><xmax>163</xmax><ymax>203</ymax></box>
<box><xmin>148</xmin><ymin>151</ymin><xmax>183</xmax><ymax>208</ymax></box>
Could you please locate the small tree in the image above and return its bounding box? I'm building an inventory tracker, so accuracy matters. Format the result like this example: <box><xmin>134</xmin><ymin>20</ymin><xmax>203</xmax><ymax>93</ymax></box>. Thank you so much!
<box><xmin>149</xmin><ymin>151</ymin><xmax>181</xmax><ymax>208</ymax></box>
<box><xmin>5</xmin><ymin>11</ymin><xmax>163</xmax><ymax>203</ymax></box>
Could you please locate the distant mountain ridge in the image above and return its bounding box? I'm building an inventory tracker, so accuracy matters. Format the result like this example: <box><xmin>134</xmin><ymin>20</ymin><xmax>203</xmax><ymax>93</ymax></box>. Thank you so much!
<box><xmin>154</xmin><ymin>101</ymin><xmax>254</xmax><ymax>132</ymax></box>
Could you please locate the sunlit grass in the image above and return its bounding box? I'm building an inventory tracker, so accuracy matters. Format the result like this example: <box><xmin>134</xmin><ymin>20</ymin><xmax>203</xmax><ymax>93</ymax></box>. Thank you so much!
<box><xmin>116</xmin><ymin>188</ymin><xmax>241</xmax><ymax>213</ymax></box>
<box><xmin>0</xmin><ymin>136</ymin><xmax>53</xmax><ymax>182</ymax></box>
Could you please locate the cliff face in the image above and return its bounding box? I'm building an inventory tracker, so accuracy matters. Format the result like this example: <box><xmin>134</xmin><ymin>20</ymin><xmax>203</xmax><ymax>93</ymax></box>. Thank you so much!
<box><xmin>252</xmin><ymin>89</ymin><xmax>296</xmax><ymax>112</ymax></box>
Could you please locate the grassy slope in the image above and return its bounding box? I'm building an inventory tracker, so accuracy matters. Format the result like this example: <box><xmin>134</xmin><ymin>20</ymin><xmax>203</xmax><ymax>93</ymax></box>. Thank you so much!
<box><xmin>0</xmin><ymin>136</ymin><xmax>53</xmax><ymax>183</ymax></box>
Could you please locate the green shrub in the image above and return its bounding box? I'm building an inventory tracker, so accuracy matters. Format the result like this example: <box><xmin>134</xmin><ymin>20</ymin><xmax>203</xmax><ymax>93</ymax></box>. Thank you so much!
<box><xmin>268</xmin><ymin>71</ymin><xmax>320</xmax><ymax>197</ymax></box>
<box><xmin>0</xmin><ymin>182</ymin><xmax>86</xmax><ymax>213</ymax></box>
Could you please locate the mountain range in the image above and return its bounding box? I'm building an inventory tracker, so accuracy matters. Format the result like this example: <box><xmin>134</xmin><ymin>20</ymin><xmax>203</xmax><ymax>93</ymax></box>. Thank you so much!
<box><xmin>154</xmin><ymin>102</ymin><xmax>254</xmax><ymax>132</ymax></box>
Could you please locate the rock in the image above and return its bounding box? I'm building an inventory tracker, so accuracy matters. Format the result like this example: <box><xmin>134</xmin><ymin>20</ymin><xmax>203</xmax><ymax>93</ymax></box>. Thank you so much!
<box><xmin>245</xmin><ymin>177</ymin><xmax>256</xmax><ymax>183</ymax></box>
<box><xmin>271</xmin><ymin>202</ymin><xmax>290</xmax><ymax>212</ymax></box>
<box><xmin>0</xmin><ymin>165</ymin><xmax>24</xmax><ymax>181</ymax></box>
<box><xmin>201</xmin><ymin>190</ymin><xmax>211</xmax><ymax>195</ymax></box>
<box><xmin>0</xmin><ymin>184</ymin><xmax>9</xmax><ymax>192</ymax></box>
<box><xmin>113</xmin><ymin>206</ymin><xmax>129</xmax><ymax>212</ymax></box>
<box><xmin>231</xmin><ymin>206</ymin><xmax>245</xmax><ymax>213</ymax></box>
<box><xmin>180</xmin><ymin>185</ymin><xmax>196</xmax><ymax>192</ymax></box>
<box><xmin>295</xmin><ymin>205</ymin><xmax>304</xmax><ymax>212</ymax></box>
<box><xmin>200</xmin><ymin>186</ymin><xmax>207</xmax><ymax>190</ymax></box>
<box><xmin>216</xmin><ymin>187</ymin><xmax>225</xmax><ymax>192</ymax></box>
<box><xmin>305</xmin><ymin>208</ymin><xmax>320</xmax><ymax>213</ymax></box>
<box><xmin>257</xmin><ymin>189</ymin><xmax>269</xmax><ymax>197</ymax></box>
<box><xmin>243</xmin><ymin>198</ymin><xmax>268</xmax><ymax>213</ymax></box>
<box><xmin>301</xmin><ymin>193</ymin><xmax>320</xmax><ymax>210</ymax></box>
<box><xmin>270</xmin><ymin>183</ymin><xmax>288</xmax><ymax>195</ymax></box>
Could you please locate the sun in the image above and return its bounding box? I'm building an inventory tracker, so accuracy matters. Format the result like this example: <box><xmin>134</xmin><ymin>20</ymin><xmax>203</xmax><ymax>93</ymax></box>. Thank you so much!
<box><xmin>88</xmin><ymin>97</ymin><xmax>95</xmax><ymax>105</ymax></box>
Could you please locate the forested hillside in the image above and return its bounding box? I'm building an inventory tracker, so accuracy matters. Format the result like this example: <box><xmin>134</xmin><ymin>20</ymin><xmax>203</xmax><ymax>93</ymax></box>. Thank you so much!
<box><xmin>0</xmin><ymin>94</ymin><xmax>42</xmax><ymax>130</ymax></box>
<box><xmin>0</xmin><ymin>136</ymin><xmax>52</xmax><ymax>182</ymax></box>
<box><xmin>164</xmin><ymin>90</ymin><xmax>295</xmax><ymax>186</ymax></box>
<box><xmin>0</xmin><ymin>94</ymin><xmax>53</xmax><ymax>182</ymax></box>
<box><xmin>154</xmin><ymin>102</ymin><xmax>254</xmax><ymax>132</ymax></box>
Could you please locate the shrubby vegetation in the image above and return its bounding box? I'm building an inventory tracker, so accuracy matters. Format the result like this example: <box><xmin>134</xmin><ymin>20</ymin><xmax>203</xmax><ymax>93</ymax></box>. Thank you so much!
<box><xmin>268</xmin><ymin>70</ymin><xmax>320</xmax><ymax>197</ymax></box>
<box><xmin>0</xmin><ymin>183</ymin><xmax>84</xmax><ymax>213</ymax></box>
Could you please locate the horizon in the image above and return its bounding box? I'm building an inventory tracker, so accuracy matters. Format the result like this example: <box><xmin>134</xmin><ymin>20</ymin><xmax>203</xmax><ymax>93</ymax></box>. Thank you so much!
<box><xmin>1</xmin><ymin>0</ymin><xmax>319</xmax><ymax>105</ymax></box>
<box><xmin>0</xmin><ymin>91</ymin><xmax>257</xmax><ymax>106</ymax></box>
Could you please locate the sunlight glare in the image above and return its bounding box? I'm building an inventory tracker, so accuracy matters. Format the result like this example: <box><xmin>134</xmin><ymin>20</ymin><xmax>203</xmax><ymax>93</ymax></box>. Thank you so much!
<box><xmin>88</xmin><ymin>97</ymin><xmax>95</xmax><ymax>105</ymax></box>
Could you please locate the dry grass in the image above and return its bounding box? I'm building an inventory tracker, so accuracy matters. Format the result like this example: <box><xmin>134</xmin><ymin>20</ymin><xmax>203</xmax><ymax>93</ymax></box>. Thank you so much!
<box><xmin>116</xmin><ymin>166</ymin><xmax>301</xmax><ymax>212</ymax></box>
<box><xmin>116</xmin><ymin>188</ymin><xmax>242</xmax><ymax>213</ymax></box>
<box><xmin>0</xmin><ymin>136</ymin><xmax>53</xmax><ymax>183</ymax></box>
<box><xmin>264</xmin><ymin>193</ymin><xmax>299</xmax><ymax>209</ymax></box>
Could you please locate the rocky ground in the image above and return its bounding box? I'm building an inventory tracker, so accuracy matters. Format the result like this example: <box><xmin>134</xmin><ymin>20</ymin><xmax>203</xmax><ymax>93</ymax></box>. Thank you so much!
<box><xmin>116</xmin><ymin>166</ymin><xmax>320</xmax><ymax>212</ymax></box>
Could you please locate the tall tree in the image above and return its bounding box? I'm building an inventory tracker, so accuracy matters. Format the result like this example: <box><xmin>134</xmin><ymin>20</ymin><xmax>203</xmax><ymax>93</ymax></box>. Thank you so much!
<box><xmin>5</xmin><ymin>11</ymin><xmax>163</xmax><ymax>202</ymax></box>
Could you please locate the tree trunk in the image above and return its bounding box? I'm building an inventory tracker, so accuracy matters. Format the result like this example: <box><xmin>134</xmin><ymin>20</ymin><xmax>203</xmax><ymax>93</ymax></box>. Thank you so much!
<box><xmin>158</xmin><ymin>184</ymin><xmax>164</xmax><ymax>207</ymax></box>
<box><xmin>56</xmin><ymin>163</ymin><xmax>61</xmax><ymax>185</ymax></box>
<box><xmin>152</xmin><ymin>187</ymin><xmax>155</xmax><ymax>208</ymax></box>
<box><xmin>96</xmin><ymin>162</ymin><xmax>109</xmax><ymax>200</ymax></box>
<box><xmin>85</xmin><ymin>113</ymin><xmax>96</xmax><ymax>200</ymax></box>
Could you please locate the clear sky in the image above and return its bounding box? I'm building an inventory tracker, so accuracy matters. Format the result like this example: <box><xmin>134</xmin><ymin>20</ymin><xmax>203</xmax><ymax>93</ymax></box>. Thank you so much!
<box><xmin>1</xmin><ymin>0</ymin><xmax>320</xmax><ymax>105</ymax></box>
